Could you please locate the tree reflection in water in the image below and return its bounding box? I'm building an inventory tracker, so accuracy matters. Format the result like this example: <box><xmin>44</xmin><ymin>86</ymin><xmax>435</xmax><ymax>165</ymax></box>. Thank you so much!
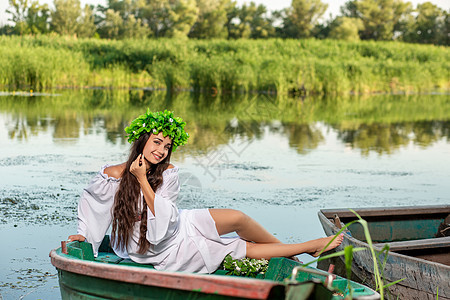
<box><xmin>1</xmin><ymin>90</ymin><xmax>448</xmax><ymax>155</ymax></box>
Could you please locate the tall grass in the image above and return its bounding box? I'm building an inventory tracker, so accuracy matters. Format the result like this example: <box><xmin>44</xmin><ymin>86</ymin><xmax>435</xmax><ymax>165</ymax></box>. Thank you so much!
<box><xmin>0</xmin><ymin>35</ymin><xmax>448</xmax><ymax>94</ymax></box>
<box><xmin>0</xmin><ymin>43</ymin><xmax>90</xmax><ymax>89</ymax></box>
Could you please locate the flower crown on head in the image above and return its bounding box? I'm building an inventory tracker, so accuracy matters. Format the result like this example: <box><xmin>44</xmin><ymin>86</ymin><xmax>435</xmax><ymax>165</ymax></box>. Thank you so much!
<box><xmin>125</xmin><ymin>109</ymin><xmax>189</xmax><ymax>151</ymax></box>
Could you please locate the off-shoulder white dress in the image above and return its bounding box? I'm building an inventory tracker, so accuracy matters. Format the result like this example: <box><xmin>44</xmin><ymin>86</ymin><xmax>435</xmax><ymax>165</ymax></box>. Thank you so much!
<box><xmin>77</xmin><ymin>165</ymin><xmax>246</xmax><ymax>273</ymax></box>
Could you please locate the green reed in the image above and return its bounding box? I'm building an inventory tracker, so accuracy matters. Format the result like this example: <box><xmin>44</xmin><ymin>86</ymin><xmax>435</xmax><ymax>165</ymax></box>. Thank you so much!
<box><xmin>0</xmin><ymin>36</ymin><xmax>448</xmax><ymax>94</ymax></box>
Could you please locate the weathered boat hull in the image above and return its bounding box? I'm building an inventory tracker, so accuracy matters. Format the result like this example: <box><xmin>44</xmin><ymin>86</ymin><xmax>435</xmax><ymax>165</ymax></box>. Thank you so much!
<box><xmin>318</xmin><ymin>205</ymin><xmax>450</xmax><ymax>300</ymax></box>
<box><xmin>50</xmin><ymin>238</ymin><xmax>380</xmax><ymax>300</ymax></box>
<box><xmin>51</xmin><ymin>249</ymin><xmax>281</xmax><ymax>299</ymax></box>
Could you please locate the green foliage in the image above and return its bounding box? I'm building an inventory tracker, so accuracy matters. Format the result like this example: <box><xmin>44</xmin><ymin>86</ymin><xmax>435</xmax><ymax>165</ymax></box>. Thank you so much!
<box><xmin>221</xmin><ymin>254</ymin><xmax>269</xmax><ymax>278</ymax></box>
<box><xmin>189</xmin><ymin>0</ymin><xmax>230</xmax><ymax>39</ymax></box>
<box><xmin>137</xmin><ymin>0</ymin><xmax>169</xmax><ymax>38</ymax></box>
<box><xmin>329</xmin><ymin>17</ymin><xmax>363</xmax><ymax>41</ymax></box>
<box><xmin>49</xmin><ymin>0</ymin><xmax>96</xmax><ymax>37</ymax></box>
<box><xmin>124</xmin><ymin>109</ymin><xmax>189</xmax><ymax>150</ymax></box>
<box><xmin>226</xmin><ymin>1</ymin><xmax>275</xmax><ymax>39</ymax></box>
<box><xmin>0</xmin><ymin>36</ymin><xmax>448</xmax><ymax>95</ymax></box>
<box><xmin>98</xmin><ymin>9</ymin><xmax>150</xmax><ymax>39</ymax></box>
<box><xmin>95</xmin><ymin>0</ymin><xmax>150</xmax><ymax>39</ymax></box>
<box><xmin>6</xmin><ymin>0</ymin><xmax>50</xmax><ymax>34</ymax></box>
<box><xmin>135</xmin><ymin>0</ymin><xmax>198</xmax><ymax>38</ymax></box>
<box><xmin>2</xmin><ymin>0</ymin><xmax>448</xmax><ymax>45</ymax></box>
<box><xmin>77</xmin><ymin>4</ymin><xmax>96</xmax><ymax>38</ymax></box>
<box><xmin>166</xmin><ymin>0</ymin><xmax>198</xmax><ymax>38</ymax></box>
<box><xmin>288</xmin><ymin>0</ymin><xmax>328</xmax><ymax>38</ymax></box>
<box><xmin>51</xmin><ymin>0</ymin><xmax>82</xmax><ymax>35</ymax></box>
<box><xmin>351</xmin><ymin>0</ymin><xmax>412</xmax><ymax>41</ymax></box>
<box><xmin>402</xmin><ymin>2</ymin><xmax>448</xmax><ymax>45</ymax></box>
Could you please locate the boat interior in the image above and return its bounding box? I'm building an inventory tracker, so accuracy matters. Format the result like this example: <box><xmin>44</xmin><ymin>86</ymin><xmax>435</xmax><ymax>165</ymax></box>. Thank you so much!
<box><xmin>58</xmin><ymin>235</ymin><xmax>378</xmax><ymax>299</ymax></box>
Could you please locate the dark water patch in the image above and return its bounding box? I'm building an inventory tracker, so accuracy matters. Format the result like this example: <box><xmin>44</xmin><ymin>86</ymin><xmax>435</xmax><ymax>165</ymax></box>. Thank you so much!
<box><xmin>272</xmin><ymin>186</ymin><xmax>358</xmax><ymax>204</ymax></box>
<box><xmin>222</xmin><ymin>174</ymin><xmax>264</xmax><ymax>182</ymax></box>
<box><xmin>216</xmin><ymin>163</ymin><xmax>272</xmax><ymax>171</ymax></box>
<box><xmin>0</xmin><ymin>154</ymin><xmax>64</xmax><ymax>167</ymax></box>
<box><xmin>236</xmin><ymin>175</ymin><xmax>263</xmax><ymax>181</ymax></box>
<box><xmin>341</xmin><ymin>169</ymin><xmax>413</xmax><ymax>177</ymax></box>
<box><xmin>0</xmin><ymin>224</ymin><xmax>70</xmax><ymax>299</ymax></box>
<box><xmin>67</xmin><ymin>171</ymin><xmax>98</xmax><ymax>186</ymax></box>
<box><xmin>419</xmin><ymin>183</ymin><xmax>436</xmax><ymax>186</ymax></box>
<box><xmin>182</xmin><ymin>183</ymin><xmax>440</xmax><ymax>211</ymax></box>
<box><xmin>204</xmin><ymin>162</ymin><xmax>271</xmax><ymax>182</ymax></box>
<box><xmin>0</xmin><ymin>187</ymin><xmax>78</xmax><ymax>225</ymax></box>
<box><xmin>1</xmin><ymin>268</ymin><xmax>56</xmax><ymax>290</ymax></box>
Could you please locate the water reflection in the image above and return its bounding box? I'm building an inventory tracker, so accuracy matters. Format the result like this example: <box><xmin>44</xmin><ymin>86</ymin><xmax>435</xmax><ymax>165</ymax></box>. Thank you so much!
<box><xmin>283</xmin><ymin>124</ymin><xmax>324</xmax><ymax>154</ymax></box>
<box><xmin>1</xmin><ymin>90</ymin><xmax>449</xmax><ymax>155</ymax></box>
<box><xmin>335</xmin><ymin>121</ymin><xmax>449</xmax><ymax>155</ymax></box>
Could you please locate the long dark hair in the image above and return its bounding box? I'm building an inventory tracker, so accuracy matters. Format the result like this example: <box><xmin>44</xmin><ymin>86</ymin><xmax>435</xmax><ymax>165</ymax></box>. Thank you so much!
<box><xmin>111</xmin><ymin>132</ymin><xmax>172</xmax><ymax>254</ymax></box>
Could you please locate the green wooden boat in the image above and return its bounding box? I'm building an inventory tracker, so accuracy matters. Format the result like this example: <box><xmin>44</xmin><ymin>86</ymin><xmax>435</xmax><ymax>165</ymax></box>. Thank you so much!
<box><xmin>49</xmin><ymin>236</ymin><xmax>379</xmax><ymax>299</ymax></box>
<box><xmin>318</xmin><ymin>205</ymin><xmax>450</xmax><ymax>300</ymax></box>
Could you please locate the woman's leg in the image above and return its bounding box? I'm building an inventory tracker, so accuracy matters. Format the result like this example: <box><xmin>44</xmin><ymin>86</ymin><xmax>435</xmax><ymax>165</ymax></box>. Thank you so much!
<box><xmin>209</xmin><ymin>209</ymin><xmax>281</xmax><ymax>243</ymax></box>
<box><xmin>209</xmin><ymin>208</ymin><xmax>344</xmax><ymax>259</ymax></box>
<box><xmin>245</xmin><ymin>234</ymin><xmax>344</xmax><ymax>259</ymax></box>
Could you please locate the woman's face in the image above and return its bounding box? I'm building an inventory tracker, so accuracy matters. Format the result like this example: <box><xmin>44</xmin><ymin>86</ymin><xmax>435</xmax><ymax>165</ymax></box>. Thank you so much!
<box><xmin>143</xmin><ymin>132</ymin><xmax>172</xmax><ymax>165</ymax></box>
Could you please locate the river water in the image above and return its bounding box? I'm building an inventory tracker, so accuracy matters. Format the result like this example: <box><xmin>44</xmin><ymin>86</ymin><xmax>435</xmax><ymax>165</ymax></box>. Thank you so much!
<box><xmin>0</xmin><ymin>90</ymin><xmax>449</xmax><ymax>299</ymax></box>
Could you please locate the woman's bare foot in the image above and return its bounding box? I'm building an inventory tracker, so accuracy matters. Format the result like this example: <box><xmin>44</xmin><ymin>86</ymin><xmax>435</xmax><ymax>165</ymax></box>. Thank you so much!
<box><xmin>311</xmin><ymin>234</ymin><xmax>344</xmax><ymax>257</ymax></box>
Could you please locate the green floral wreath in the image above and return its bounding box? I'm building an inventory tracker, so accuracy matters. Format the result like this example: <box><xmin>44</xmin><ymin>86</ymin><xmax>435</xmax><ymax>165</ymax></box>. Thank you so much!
<box><xmin>125</xmin><ymin>109</ymin><xmax>189</xmax><ymax>151</ymax></box>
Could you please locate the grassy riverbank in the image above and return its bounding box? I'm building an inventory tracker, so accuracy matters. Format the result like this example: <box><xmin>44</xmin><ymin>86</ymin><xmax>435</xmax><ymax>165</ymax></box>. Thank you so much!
<box><xmin>0</xmin><ymin>36</ymin><xmax>448</xmax><ymax>95</ymax></box>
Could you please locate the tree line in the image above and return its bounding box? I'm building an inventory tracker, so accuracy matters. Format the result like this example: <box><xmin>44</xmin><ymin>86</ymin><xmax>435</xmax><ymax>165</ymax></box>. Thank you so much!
<box><xmin>2</xmin><ymin>0</ymin><xmax>449</xmax><ymax>45</ymax></box>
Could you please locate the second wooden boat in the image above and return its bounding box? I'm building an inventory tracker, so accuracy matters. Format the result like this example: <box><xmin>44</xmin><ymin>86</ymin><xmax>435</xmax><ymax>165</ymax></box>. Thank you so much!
<box><xmin>318</xmin><ymin>205</ymin><xmax>450</xmax><ymax>300</ymax></box>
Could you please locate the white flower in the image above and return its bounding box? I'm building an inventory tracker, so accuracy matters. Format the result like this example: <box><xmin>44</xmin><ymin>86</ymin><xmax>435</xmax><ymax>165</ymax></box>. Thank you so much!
<box><xmin>133</xmin><ymin>131</ymin><xmax>136</xmax><ymax>134</ymax></box>
<box><xmin>143</xmin><ymin>123</ymin><xmax>146</xmax><ymax>127</ymax></box>
<box><xmin>169</xmin><ymin>118</ymin><xmax>173</xmax><ymax>123</ymax></box>
<box><xmin>235</xmin><ymin>266</ymin><xmax>241</xmax><ymax>272</ymax></box>
<box><xmin>153</xmin><ymin>129</ymin><xmax>157</xmax><ymax>133</ymax></box>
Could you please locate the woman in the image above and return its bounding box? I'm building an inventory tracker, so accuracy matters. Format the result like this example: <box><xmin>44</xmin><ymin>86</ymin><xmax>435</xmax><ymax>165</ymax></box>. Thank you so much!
<box><xmin>69</xmin><ymin>109</ymin><xmax>343</xmax><ymax>273</ymax></box>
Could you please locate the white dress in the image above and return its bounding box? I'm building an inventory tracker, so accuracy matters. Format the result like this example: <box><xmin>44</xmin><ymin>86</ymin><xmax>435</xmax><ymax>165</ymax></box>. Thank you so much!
<box><xmin>77</xmin><ymin>165</ymin><xmax>246</xmax><ymax>273</ymax></box>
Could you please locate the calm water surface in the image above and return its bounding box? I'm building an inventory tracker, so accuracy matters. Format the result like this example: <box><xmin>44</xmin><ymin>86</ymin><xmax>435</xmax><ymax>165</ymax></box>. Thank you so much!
<box><xmin>0</xmin><ymin>90</ymin><xmax>449</xmax><ymax>299</ymax></box>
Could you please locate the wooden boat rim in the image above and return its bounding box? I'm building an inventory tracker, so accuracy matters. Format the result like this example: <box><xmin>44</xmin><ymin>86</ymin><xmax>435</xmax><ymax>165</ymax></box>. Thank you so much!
<box><xmin>49</xmin><ymin>247</ymin><xmax>281</xmax><ymax>299</ymax></box>
<box><xmin>320</xmin><ymin>205</ymin><xmax>450</xmax><ymax>218</ymax></box>
<box><xmin>317</xmin><ymin>210</ymin><xmax>450</xmax><ymax>270</ymax></box>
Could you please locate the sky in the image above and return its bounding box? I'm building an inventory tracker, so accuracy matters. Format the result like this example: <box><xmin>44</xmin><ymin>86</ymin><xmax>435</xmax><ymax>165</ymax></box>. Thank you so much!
<box><xmin>1</xmin><ymin>0</ymin><xmax>449</xmax><ymax>25</ymax></box>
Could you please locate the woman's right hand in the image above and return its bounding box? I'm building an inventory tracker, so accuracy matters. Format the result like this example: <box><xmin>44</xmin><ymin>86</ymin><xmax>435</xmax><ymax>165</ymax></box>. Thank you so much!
<box><xmin>68</xmin><ymin>234</ymin><xmax>85</xmax><ymax>242</ymax></box>
<box><xmin>130</xmin><ymin>153</ymin><xmax>147</xmax><ymax>182</ymax></box>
